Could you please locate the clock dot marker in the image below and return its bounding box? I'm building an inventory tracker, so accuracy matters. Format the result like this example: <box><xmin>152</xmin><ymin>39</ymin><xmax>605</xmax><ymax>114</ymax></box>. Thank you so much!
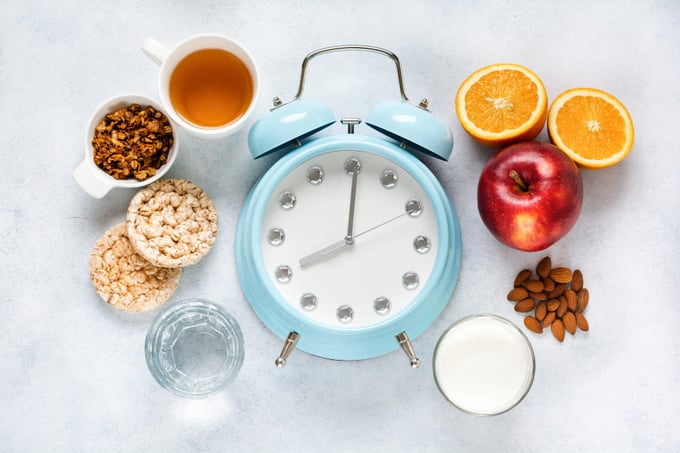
<box><xmin>413</xmin><ymin>235</ymin><xmax>431</xmax><ymax>254</ymax></box>
<box><xmin>300</xmin><ymin>292</ymin><xmax>318</xmax><ymax>311</ymax></box>
<box><xmin>344</xmin><ymin>157</ymin><xmax>362</xmax><ymax>176</ymax></box>
<box><xmin>267</xmin><ymin>228</ymin><xmax>285</xmax><ymax>246</ymax></box>
<box><xmin>380</xmin><ymin>169</ymin><xmax>398</xmax><ymax>189</ymax></box>
<box><xmin>402</xmin><ymin>272</ymin><xmax>420</xmax><ymax>290</ymax></box>
<box><xmin>279</xmin><ymin>191</ymin><xmax>297</xmax><ymax>210</ymax></box>
<box><xmin>374</xmin><ymin>297</ymin><xmax>391</xmax><ymax>315</ymax></box>
<box><xmin>336</xmin><ymin>305</ymin><xmax>354</xmax><ymax>323</ymax></box>
<box><xmin>275</xmin><ymin>265</ymin><xmax>293</xmax><ymax>283</ymax></box>
<box><xmin>406</xmin><ymin>199</ymin><xmax>422</xmax><ymax>217</ymax></box>
<box><xmin>306</xmin><ymin>166</ymin><xmax>325</xmax><ymax>185</ymax></box>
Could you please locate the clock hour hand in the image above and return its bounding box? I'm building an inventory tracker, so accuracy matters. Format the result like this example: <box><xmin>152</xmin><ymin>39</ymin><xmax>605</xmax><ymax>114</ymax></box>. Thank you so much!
<box><xmin>299</xmin><ymin>237</ymin><xmax>350</xmax><ymax>268</ymax></box>
<box><xmin>299</xmin><ymin>198</ymin><xmax>422</xmax><ymax>269</ymax></box>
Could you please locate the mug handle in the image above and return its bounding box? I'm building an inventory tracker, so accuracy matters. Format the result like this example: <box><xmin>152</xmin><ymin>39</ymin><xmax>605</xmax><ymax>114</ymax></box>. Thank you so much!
<box><xmin>141</xmin><ymin>37</ymin><xmax>170</xmax><ymax>65</ymax></box>
<box><xmin>73</xmin><ymin>159</ymin><xmax>114</xmax><ymax>199</ymax></box>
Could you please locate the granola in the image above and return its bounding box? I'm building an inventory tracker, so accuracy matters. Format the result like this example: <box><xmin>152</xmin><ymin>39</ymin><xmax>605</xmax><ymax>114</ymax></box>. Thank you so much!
<box><xmin>92</xmin><ymin>103</ymin><xmax>173</xmax><ymax>181</ymax></box>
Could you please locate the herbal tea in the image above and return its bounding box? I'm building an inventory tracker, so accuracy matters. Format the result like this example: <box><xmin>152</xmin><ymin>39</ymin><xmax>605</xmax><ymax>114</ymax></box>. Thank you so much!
<box><xmin>169</xmin><ymin>48</ymin><xmax>253</xmax><ymax>128</ymax></box>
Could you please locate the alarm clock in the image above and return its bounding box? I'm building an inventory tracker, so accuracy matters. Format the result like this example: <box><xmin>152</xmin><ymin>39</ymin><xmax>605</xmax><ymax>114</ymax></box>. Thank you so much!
<box><xmin>235</xmin><ymin>45</ymin><xmax>462</xmax><ymax>366</ymax></box>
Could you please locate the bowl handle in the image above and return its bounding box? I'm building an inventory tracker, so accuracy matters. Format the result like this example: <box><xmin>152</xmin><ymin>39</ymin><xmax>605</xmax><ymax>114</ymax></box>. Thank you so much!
<box><xmin>73</xmin><ymin>159</ymin><xmax>113</xmax><ymax>199</ymax></box>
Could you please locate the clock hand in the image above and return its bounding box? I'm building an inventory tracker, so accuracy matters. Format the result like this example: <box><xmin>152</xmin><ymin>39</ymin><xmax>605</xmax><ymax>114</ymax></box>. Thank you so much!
<box><xmin>298</xmin><ymin>237</ymin><xmax>349</xmax><ymax>268</ymax></box>
<box><xmin>344</xmin><ymin>158</ymin><xmax>361</xmax><ymax>243</ymax></box>
<box><xmin>297</xmin><ymin>158</ymin><xmax>361</xmax><ymax>269</ymax></box>
<box><xmin>299</xmin><ymin>199</ymin><xmax>422</xmax><ymax>269</ymax></box>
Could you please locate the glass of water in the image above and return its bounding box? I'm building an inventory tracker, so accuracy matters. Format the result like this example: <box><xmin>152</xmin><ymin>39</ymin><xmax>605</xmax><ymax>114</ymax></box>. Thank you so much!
<box><xmin>145</xmin><ymin>298</ymin><xmax>245</xmax><ymax>398</ymax></box>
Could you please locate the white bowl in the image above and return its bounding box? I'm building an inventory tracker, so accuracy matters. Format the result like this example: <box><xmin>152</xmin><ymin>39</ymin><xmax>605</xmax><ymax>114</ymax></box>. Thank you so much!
<box><xmin>73</xmin><ymin>94</ymin><xmax>179</xmax><ymax>199</ymax></box>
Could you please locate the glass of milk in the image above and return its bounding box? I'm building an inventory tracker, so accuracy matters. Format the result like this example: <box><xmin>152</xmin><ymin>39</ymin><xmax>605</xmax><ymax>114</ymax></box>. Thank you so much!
<box><xmin>433</xmin><ymin>314</ymin><xmax>535</xmax><ymax>415</ymax></box>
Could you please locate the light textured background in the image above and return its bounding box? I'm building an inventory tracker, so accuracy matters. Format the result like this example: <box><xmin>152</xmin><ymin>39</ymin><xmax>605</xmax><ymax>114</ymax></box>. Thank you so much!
<box><xmin>2</xmin><ymin>0</ymin><xmax>679</xmax><ymax>451</ymax></box>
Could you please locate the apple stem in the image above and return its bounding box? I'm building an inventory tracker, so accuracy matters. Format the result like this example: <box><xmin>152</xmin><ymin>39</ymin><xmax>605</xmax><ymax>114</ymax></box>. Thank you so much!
<box><xmin>509</xmin><ymin>170</ymin><xmax>529</xmax><ymax>192</ymax></box>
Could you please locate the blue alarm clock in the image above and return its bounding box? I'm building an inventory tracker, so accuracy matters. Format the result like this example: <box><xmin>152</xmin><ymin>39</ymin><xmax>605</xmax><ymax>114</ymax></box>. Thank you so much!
<box><xmin>235</xmin><ymin>45</ymin><xmax>462</xmax><ymax>367</ymax></box>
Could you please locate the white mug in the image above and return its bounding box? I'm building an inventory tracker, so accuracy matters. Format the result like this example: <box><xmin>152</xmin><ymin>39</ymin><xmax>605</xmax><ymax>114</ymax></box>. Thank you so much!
<box><xmin>73</xmin><ymin>94</ymin><xmax>179</xmax><ymax>199</ymax></box>
<box><xmin>142</xmin><ymin>34</ymin><xmax>260</xmax><ymax>138</ymax></box>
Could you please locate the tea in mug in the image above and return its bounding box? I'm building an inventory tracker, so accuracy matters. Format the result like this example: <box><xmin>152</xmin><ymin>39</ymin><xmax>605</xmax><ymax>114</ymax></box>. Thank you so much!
<box><xmin>169</xmin><ymin>48</ymin><xmax>254</xmax><ymax>128</ymax></box>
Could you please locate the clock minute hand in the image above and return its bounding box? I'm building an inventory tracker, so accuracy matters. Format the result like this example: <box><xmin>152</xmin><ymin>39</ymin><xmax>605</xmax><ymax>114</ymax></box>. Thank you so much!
<box><xmin>344</xmin><ymin>158</ymin><xmax>361</xmax><ymax>243</ymax></box>
<box><xmin>299</xmin><ymin>200</ymin><xmax>420</xmax><ymax>269</ymax></box>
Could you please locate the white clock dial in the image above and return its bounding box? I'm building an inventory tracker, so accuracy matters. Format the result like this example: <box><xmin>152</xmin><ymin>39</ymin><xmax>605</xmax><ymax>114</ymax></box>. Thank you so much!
<box><xmin>260</xmin><ymin>149</ymin><xmax>439</xmax><ymax>328</ymax></box>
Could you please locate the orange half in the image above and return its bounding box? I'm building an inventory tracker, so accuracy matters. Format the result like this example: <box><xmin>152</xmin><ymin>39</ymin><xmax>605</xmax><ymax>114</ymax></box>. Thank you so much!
<box><xmin>455</xmin><ymin>63</ymin><xmax>548</xmax><ymax>147</ymax></box>
<box><xmin>548</xmin><ymin>88</ymin><xmax>634</xmax><ymax>169</ymax></box>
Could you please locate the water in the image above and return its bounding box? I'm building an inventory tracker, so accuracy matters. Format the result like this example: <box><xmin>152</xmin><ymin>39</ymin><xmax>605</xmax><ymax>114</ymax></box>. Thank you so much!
<box><xmin>146</xmin><ymin>299</ymin><xmax>244</xmax><ymax>398</ymax></box>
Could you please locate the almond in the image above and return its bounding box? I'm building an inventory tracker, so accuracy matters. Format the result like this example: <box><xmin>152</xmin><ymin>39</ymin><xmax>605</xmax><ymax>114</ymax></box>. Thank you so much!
<box><xmin>571</xmin><ymin>269</ymin><xmax>584</xmax><ymax>292</ymax></box>
<box><xmin>514</xmin><ymin>269</ymin><xmax>533</xmax><ymax>287</ymax></box>
<box><xmin>577</xmin><ymin>288</ymin><xmax>589</xmax><ymax>312</ymax></box>
<box><xmin>557</xmin><ymin>296</ymin><xmax>568</xmax><ymax>318</ymax></box>
<box><xmin>536</xmin><ymin>256</ymin><xmax>552</xmax><ymax>278</ymax></box>
<box><xmin>524</xmin><ymin>316</ymin><xmax>543</xmax><ymax>334</ymax></box>
<box><xmin>565</xmin><ymin>289</ymin><xmax>578</xmax><ymax>312</ymax></box>
<box><xmin>550</xmin><ymin>267</ymin><xmax>572</xmax><ymax>284</ymax></box>
<box><xmin>542</xmin><ymin>277</ymin><xmax>555</xmax><ymax>292</ymax></box>
<box><xmin>530</xmin><ymin>291</ymin><xmax>548</xmax><ymax>301</ymax></box>
<box><xmin>548</xmin><ymin>283</ymin><xmax>567</xmax><ymax>299</ymax></box>
<box><xmin>562</xmin><ymin>312</ymin><xmax>577</xmax><ymax>335</ymax></box>
<box><xmin>575</xmin><ymin>312</ymin><xmax>590</xmax><ymax>331</ymax></box>
<box><xmin>522</xmin><ymin>279</ymin><xmax>544</xmax><ymax>293</ymax></box>
<box><xmin>507</xmin><ymin>287</ymin><xmax>529</xmax><ymax>301</ymax></box>
<box><xmin>514</xmin><ymin>298</ymin><xmax>535</xmax><ymax>313</ymax></box>
<box><xmin>542</xmin><ymin>311</ymin><xmax>556</xmax><ymax>328</ymax></box>
<box><xmin>535</xmin><ymin>301</ymin><xmax>547</xmax><ymax>321</ymax></box>
<box><xmin>546</xmin><ymin>299</ymin><xmax>560</xmax><ymax>312</ymax></box>
<box><xmin>551</xmin><ymin>319</ymin><xmax>565</xmax><ymax>342</ymax></box>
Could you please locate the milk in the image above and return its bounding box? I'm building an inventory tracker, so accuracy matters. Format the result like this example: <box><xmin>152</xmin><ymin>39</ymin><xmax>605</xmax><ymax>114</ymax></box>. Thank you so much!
<box><xmin>433</xmin><ymin>315</ymin><xmax>535</xmax><ymax>415</ymax></box>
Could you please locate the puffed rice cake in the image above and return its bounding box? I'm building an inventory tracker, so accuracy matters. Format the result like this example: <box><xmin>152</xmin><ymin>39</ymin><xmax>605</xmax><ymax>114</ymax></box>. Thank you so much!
<box><xmin>126</xmin><ymin>178</ymin><xmax>218</xmax><ymax>268</ymax></box>
<box><xmin>90</xmin><ymin>223</ymin><xmax>181</xmax><ymax>312</ymax></box>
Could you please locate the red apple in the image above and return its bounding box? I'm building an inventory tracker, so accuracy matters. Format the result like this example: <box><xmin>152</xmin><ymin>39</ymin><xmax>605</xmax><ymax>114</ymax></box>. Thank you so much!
<box><xmin>477</xmin><ymin>141</ymin><xmax>583</xmax><ymax>251</ymax></box>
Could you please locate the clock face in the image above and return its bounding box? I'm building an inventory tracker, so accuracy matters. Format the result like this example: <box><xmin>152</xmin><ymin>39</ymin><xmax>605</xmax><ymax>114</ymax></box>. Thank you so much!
<box><xmin>259</xmin><ymin>149</ymin><xmax>439</xmax><ymax>328</ymax></box>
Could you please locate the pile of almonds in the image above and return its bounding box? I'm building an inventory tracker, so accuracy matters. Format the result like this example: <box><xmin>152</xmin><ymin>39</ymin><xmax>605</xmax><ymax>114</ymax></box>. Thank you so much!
<box><xmin>507</xmin><ymin>256</ymin><xmax>589</xmax><ymax>342</ymax></box>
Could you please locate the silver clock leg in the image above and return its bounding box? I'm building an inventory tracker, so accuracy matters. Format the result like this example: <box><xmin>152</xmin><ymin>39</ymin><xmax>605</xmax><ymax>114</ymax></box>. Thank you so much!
<box><xmin>396</xmin><ymin>331</ymin><xmax>421</xmax><ymax>368</ymax></box>
<box><xmin>275</xmin><ymin>331</ymin><xmax>300</xmax><ymax>368</ymax></box>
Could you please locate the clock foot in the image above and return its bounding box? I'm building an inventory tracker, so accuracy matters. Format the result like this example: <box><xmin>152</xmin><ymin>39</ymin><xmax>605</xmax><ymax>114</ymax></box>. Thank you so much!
<box><xmin>396</xmin><ymin>331</ymin><xmax>421</xmax><ymax>368</ymax></box>
<box><xmin>275</xmin><ymin>331</ymin><xmax>300</xmax><ymax>368</ymax></box>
